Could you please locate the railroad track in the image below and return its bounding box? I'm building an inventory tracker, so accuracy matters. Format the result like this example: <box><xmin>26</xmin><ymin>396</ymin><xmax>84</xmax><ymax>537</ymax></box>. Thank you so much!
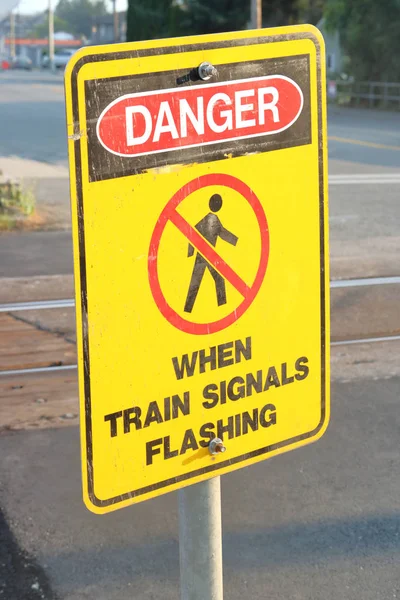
<box><xmin>0</xmin><ymin>275</ymin><xmax>399</xmax><ymax>377</ymax></box>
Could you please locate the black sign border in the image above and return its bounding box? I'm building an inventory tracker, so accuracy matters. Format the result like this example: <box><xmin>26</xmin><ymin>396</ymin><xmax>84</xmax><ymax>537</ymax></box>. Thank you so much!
<box><xmin>69</xmin><ymin>30</ymin><xmax>327</xmax><ymax>509</ymax></box>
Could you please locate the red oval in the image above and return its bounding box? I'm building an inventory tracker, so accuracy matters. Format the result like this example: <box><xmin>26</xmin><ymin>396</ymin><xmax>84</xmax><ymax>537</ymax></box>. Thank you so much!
<box><xmin>96</xmin><ymin>75</ymin><xmax>303</xmax><ymax>158</ymax></box>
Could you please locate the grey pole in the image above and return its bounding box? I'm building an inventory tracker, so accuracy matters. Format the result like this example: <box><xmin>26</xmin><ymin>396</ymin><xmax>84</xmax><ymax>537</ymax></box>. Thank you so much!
<box><xmin>251</xmin><ymin>0</ymin><xmax>262</xmax><ymax>29</ymax></box>
<box><xmin>48</xmin><ymin>0</ymin><xmax>55</xmax><ymax>72</ymax></box>
<box><xmin>178</xmin><ymin>477</ymin><xmax>223</xmax><ymax>600</ymax></box>
<box><xmin>112</xmin><ymin>0</ymin><xmax>119</xmax><ymax>43</ymax></box>
<box><xmin>9</xmin><ymin>10</ymin><xmax>15</xmax><ymax>59</ymax></box>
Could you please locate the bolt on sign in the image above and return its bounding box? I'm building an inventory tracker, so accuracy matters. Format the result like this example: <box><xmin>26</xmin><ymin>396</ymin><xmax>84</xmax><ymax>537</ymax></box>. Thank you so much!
<box><xmin>65</xmin><ymin>25</ymin><xmax>330</xmax><ymax>514</ymax></box>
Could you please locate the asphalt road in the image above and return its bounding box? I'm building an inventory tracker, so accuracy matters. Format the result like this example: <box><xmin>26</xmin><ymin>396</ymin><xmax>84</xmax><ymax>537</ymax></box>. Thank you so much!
<box><xmin>0</xmin><ymin>71</ymin><xmax>67</xmax><ymax>166</ymax></box>
<box><xmin>0</xmin><ymin>231</ymin><xmax>73</xmax><ymax>277</ymax></box>
<box><xmin>1</xmin><ymin>378</ymin><xmax>400</xmax><ymax>600</ymax></box>
<box><xmin>1</xmin><ymin>71</ymin><xmax>399</xmax><ymax>171</ymax></box>
<box><xmin>328</xmin><ymin>107</ymin><xmax>400</xmax><ymax>169</ymax></box>
<box><xmin>0</xmin><ymin>71</ymin><xmax>400</xmax><ymax>278</ymax></box>
<box><xmin>1</xmin><ymin>70</ymin><xmax>400</xmax><ymax>600</ymax></box>
<box><xmin>0</xmin><ymin>508</ymin><xmax>55</xmax><ymax>600</ymax></box>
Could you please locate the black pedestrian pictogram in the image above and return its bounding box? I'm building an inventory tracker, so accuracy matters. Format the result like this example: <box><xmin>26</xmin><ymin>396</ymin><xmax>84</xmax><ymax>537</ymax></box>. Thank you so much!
<box><xmin>184</xmin><ymin>194</ymin><xmax>238</xmax><ymax>313</ymax></box>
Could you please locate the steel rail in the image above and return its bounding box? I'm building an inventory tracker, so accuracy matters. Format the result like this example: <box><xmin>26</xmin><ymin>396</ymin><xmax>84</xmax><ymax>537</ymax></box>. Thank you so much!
<box><xmin>1</xmin><ymin>276</ymin><xmax>400</xmax><ymax>376</ymax></box>
<box><xmin>1</xmin><ymin>334</ymin><xmax>400</xmax><ymax>376</ymax></box>
<box><xmin>0</xmin><ymin>299</ymin><xmax>74</xmax><ymax>312</ymax></box>
<box><xmin>0</xmin><ymin>364</ymin><xmax>77</xmax><ymax>376</ymax></box>
<box><xmin>330</xmin><ymin>276</ymin><xmax>400</xmax><ymax>288</ymax></box>
<box><xmin>331</xmin><ymin>334</ymin><xmax>400</xmax><ymax>346</ymax></box>
<box><xmin>1</xmin><ymin>277</ymin><xmax>400</xmax><ymax>314</ymax></box>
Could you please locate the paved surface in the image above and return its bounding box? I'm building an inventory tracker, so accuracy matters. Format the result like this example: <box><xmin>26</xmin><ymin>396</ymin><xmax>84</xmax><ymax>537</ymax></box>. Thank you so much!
<box><xmin>1</xmin><ymin>377</ymin><xmax>400</xmax><ymax>600</ymax></box>
<box><xmin>0</xmin><ymin>231</ymin><xmax>73</xmax><ymax>277</ymax></box>
<box><xmin>330</xmin><ymin>182</ymin><xmax>400</xmax><ymax>241</ymax></box>
<box><xmin>0</xmin><ymin>507</ymin><xmax>55</xmax><ymax>600</ymax></box>
<box><xmin>1</xmin><ymin>71</ymin><xmax>400</xmax><ymax>600</ymax></box>
<box><xmin>328</xmin><ymin>106</ymin><xmax>400</xmax><ymax>169</ymax></box>
<box><xmin>0</xmin><ymin>71</ymin><xmax>66</xmax><ymax>165</ymax></box>
<box><xmin>0</xmin><ymin>71</ymin><xmax>399</xmax><ymax>278</ymax></box>
<box><xmin>1</xmin><ymin>71</ymin><xmax>399</xmax><ymax>171</ymax></box>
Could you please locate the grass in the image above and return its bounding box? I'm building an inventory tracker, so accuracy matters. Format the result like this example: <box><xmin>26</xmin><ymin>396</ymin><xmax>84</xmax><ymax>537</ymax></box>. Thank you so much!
<box><xmin>0</xmin><ymin>174</ymin><xmax>35</xmax><ymax>230</ymax></box>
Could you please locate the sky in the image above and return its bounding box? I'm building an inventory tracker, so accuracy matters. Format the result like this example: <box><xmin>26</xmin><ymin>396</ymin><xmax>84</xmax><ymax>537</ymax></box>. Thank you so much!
<box><xmin>9</xmin><ymin>0</ymin><xmax>127</xmax><ymax>14</ymax></box>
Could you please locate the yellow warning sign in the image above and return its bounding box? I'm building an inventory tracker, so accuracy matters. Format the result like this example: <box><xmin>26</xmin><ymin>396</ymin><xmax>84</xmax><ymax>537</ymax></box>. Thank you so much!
<box><xmin>65</xmin><ymin>25</ymin><xmax>330</xmax><ymax>513</ymax></box>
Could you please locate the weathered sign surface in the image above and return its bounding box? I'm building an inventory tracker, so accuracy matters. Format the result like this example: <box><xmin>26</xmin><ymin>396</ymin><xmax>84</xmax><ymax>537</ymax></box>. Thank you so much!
<box><xmin>65</xmin><ymin>25</ymin><xmax>330</xmax><ymax>513</ymax></box>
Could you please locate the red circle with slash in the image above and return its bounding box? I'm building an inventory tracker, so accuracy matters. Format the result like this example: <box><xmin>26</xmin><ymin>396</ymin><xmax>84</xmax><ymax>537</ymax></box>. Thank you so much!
<box><xmin>148</xmin><ymin>173</ymin><xmax>269</xmax><ymax>335</ymax></box>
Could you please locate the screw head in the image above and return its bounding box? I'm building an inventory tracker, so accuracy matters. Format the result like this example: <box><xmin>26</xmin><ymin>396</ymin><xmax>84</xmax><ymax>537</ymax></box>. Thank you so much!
<box><xmin>209</xmin><ymin>437</ymin><xmax>226</xmax><ymax>455</ymax></box>
<box><xmin>198</xmin><ymin>61</ymin><xmax>217</xmax><ymax>81</ymax></box>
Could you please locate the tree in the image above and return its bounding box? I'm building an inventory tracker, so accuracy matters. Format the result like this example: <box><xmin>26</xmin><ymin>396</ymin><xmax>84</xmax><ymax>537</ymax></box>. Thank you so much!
<box><xmin>262</xmin><ymin>0</ymin><xmax>324</xmax><ymax>27</ymax></box>
<box><xmin>55</xmin><ymin>0</ymin><xmax>108</xmax><ymax>39</ymax></box>
<box><xmin>175</xmin><ymin>0</ymin><xmax>249</xmax><ymax>35</ymax></box>
<box><xmin>127</xmin><ymin>0</ymin><xmax>250</xmax><ymax>41</ymax></box>
<box><xmin>262</xmin><ymin>0</ymin><xmax>299</xmax><ymax>27</ymax></box>
<box><xmin>126</xmin><ymin>0</ymin><xmax>327</xmax><ymax>43</ymax></box>
<box><xmin>325</xmin><ymin>0</ymin><xmax>400</xmax><ymax>80</ymax></box>
<box><xmin>296</xmin><ymin>0</ymin><xmax>325</xmax><ymax>25</ymax></box>
<box><xmin>127</xmin><ymin>0</ymin><xmax>180</xmax><ymax>41</ymax></box>
<box><xmin>175</xmin><ymin>0</ymin><xmax>324</xmax><ymax>36</ymax></box>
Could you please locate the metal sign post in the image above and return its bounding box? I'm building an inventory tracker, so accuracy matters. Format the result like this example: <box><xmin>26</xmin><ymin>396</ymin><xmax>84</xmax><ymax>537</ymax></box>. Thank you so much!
<box><xmin>9</xmin><ymin>10</ymin><xmax>15</xmax><ymax>59</ymax></box>
<box><xmin>48</xmin><ymin>0</ymin><xmax>54</xmax><ymax>71</ymax></box>
<box><xmin>251</xmin><ymin>0</ymin><xmax>262</xmax><ymax>28</ymax></box>
<box><xmin>179</xmin><ymin>477</ymin><xmax>223</xmax><ymax>600</ymax></box>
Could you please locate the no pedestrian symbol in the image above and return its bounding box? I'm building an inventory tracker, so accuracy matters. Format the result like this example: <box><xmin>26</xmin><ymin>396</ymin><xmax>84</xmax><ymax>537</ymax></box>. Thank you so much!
<box><xmin>148</xmin><ymin>174</ymin><xmax>270</xmax><ymax>335</ymax></box>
